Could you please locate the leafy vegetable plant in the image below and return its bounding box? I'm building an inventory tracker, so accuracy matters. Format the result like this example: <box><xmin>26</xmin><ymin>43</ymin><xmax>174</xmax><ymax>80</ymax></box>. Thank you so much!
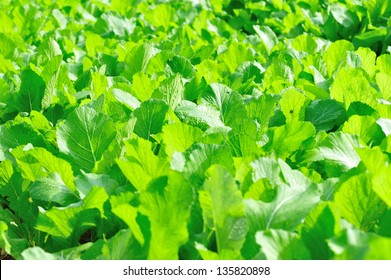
<box><xmin>1</xmin><ymin>0</ymin><xmax>391</xmax><ymax>260</ymax></box>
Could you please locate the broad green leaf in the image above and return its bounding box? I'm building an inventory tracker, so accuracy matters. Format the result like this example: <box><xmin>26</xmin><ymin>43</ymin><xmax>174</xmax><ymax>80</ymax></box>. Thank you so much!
<box><xmin>305</xmin><ymin>99</ymin><xmax>345</xmax><ymax>131</ymax></box>
<box><xmin>57</xmin><ymin>106</ymin><xmax>116</xmax><ymax>172</ymax></box>
<box><xmin>199</xmin><ymin>165</ymin><xmax>247</xmax><ymax>257</ymax></box>
<box><xmin>256</xmin><ymin>229</ymin><xmax>311</xmax><ymax>260</ymax></box>
<box><xmin>81</xmin><ymin>229</ymin><xmax>145</xmax><ymax>260</ymax></box>
<box><xmin>305</xmin><ymin>132</ymin><xmax>361</xmax><ymax>175</ymax></box>
<box><xmin>201</xmin><ymin>83</ymin><xmax>247</xmax><ymax>127</ymax></box>
<box><xmin>36</xmin><ymin>187</ymin><xmax>108</xmax><ymax>245</ymax></box>
<box><xmin>291</xmin><ymin>34</ymin><xmax>318</xmax><ymax>54</ymax></box>
<box><xmin>355</xmin><ymin>47</ymin><xmax>376</xmax><ymax>77</ymax></box>
<box><xmin>139</xmin><ymin>172</ymin><xmax>192</xmax><ymax>260</ymax></box>
<box><xmin>219</xmin><ymin>41</ymin><xmax>254</xmax><ymax>72</ymax></box>
<box><xmin>124</xmin><ymin>43</ymin><xmax>157</xmax><ymax>79</ymax></box>
<box><xmin>246</xmin><ymin>94</ymin><xmax>279</xmax><ymax>133</ymax></box>
<box><xmin>93</xmin><ymin>11</ymin><xmax>135</xmax><ymax>38</ymax></box>
<box><xmin>331</xmin><ymin>68</ymin><xmax>377</xmax><ymax>109</ymax></box>
<box><xmin>30</xmin><ymin>173</ymin><xmax>80</xmax><ymax>206</ymax></box>
<box><xmin>111</xmin><ymin>204</ymin><xmax>144</xmax><ymax>246</ymax></box>
<box><xmin>161</xmin><ymin>121</ymin><xmax>203</xmax><ymax>158</ymax></box>
<box><xmin>12</xmin><ymin>69</ymin><xmax>46</xmax><ymax>113</ymax></box>
<box><xmin>253</xmin><ymin>25</ymin><xmax>278</xmax><ymax>54</ymax></box>
<box><xmin>358</xmin><ymin>147</ymin><xmax>391</xmax><ymax>207</ymax></box>
<box><xmin>279</xmin><ymin>88</ymin><xmax>307</xmax><ymax>122</ymax></box>
<box><xmin>144</xmin><ymin>3</ymin><xmax>173</xmax><ymax>31</ymax></box>
<box><xmin>334</xmin><ymin>173</ymin><xmax>387</xmax><ymax>231</ymax></box>
<box><xmin>116</xmin><ymin>137</ymin><xmax>169</xmax><ymax>191</ymax></box>
<box><xmin>133</xmin><ymin>99</ymin><xmax>169</xmax><ymax>140</ymax></box>
<box><xmin>167</xmin><ymin>55</ymin><xmax>195</xmax><ymax>79</ymax></box>
<box><xmin>131</xmin><ymin>72</ymin><xmax>160</xmax><ymax>101</ymax></box>
<box><xmin>376</xmin><ymin>54</ymin><xmax>391</xmax><ymax>74</ymax></box>
<box><xmin>36</xmin><ymin>38</ymin><xmax>62</xmax><ymax>67</ymax></box>
<box><xmin>183</xmin><ymin>143</ymin><xmax>235</xmax><ymax>185</ymax></box>
<box><xmin>28</xmin><ymin>147</ymin><xmax>76</xmax><ymax>191</ymax></box>
<box><xmin>227</xmin><ymin>118</ymin><xmax>258</xmax><ymax>157</ymax></box>
<box><xmin>264</xmin><ymin>121</ymin><xmax>316</xmax><ymax>159</ymax></box>
<box><xmin>175</xmin><ymin>101</ymin><xmax>224</xmax><ymax>129</ymax></box>
<box><xmin>0</xmin><ymin>121</ymin><xmax>46</xmax><ymax>151</ymax></box>
<box><xmin>301</xmin><ymin>203</ymin><xmax>340</xmax><ymax>260</ymax></box>
<box><xmin>245</xmin><ymin>167</ymin><xmax>320</xmax><ymax>231</ymax></box>
<box><xmin>342</xmin><ymin>115</ymin><xmax>385</xmax><ymax>146</ymax></box>
<box><xmin>376</xmin><ymin>73</ymin><xmax>391</xmax><ymax>100</ymax></box>
<box><xmin>323</xmin><ymin>40</ymin><xmax>354</xmax><ymax>77</ymax></box>
<box><xmin>0</xmin><ymin>221</ymin><xmax>29</xmax><ymax>260</ymax></box>
<box><xmin>152</xmin><ymin>74</ymin><xmax>184</xmax><ymax>110</ymax></box>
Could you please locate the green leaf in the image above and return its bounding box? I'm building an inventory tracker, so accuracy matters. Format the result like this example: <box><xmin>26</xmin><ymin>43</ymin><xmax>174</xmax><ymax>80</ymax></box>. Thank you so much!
<box><xmin>342</xmin><ymin>115</ymin><xmax>385</xmax><ymax>146</ymax></box>
<box><xmin>279</xmin><ymin>88</ymin><xmax>307</xmax><ymax>122</ymax></box>
<box><xmin>133</xmin><ymin>99</ymin><xmax>169</xmax><ymax>140</ymax></box>
<box><xmin>219</xmin><ymin>41</ymin><xmax>254</xmax><ymax>72</ymax></box>
<box><xmin>116</xmin><ymin>137</ymin><xmax>169</xmax><ymax>191</ymax></box>
<box><xmin>245</xmin><ymin>162</ymin><xmax>320</xmax><ymax>231</ymax></box>
<box><xmin>124</xmin><ymin>43</ymin><xmax>157</xmax><ymax>79</ymax></box>
<box><xmin>305</xmin><ymin>132</ymin><xmax>361</xmax><ymax>175</ymax></box>
<box><xmin>161</xmin><ymin>121</ymin><xmax>203</xmax><ymax>158</ymax></box>
<box><xmin>256</xmin><ymin>229</ymin><xmax>311</xmax><ymax>260</ymax></box>
<box><xmin>334</xmin><ymin>173</ymin><xmax>387</xmax><ymax>231</ymax></box>
<box><xmin>57</xmin><ymin>106</ymin><xmax>117</xmax><ymax>172</ymax></box>
<box><xmin>28</xmin><ymin>147</ymin><xmax>76</xmax><ymax>191</ymax></box>
<box><xmin>30</xmin><ymin>173</ymin><xmax>80</xmax><ymax>206</ymax></box>
<box><xmin>331</xmin><ymin>68</ymin><xmax>377</xmax><ymax>109</ymax></box>
<box><xmin>167</xmin><ymin>55</ymin><xmax>196</xmax><ymax>79</ymax></box>
<box><xmin>301</xmin><ymin>203</ymin><xmax>340</xmax><ymax>260</ymax></box>
<box><xmin>323</xmin><ymin>40</ymin><xmax>354</xmax><ymax>77</ymax></box>
<box><xmin>264</xmin><ymin>121</ymin><xmax>316</xmax><ymax>159</ymax></box>
<box><xmin>139</xmin><ymin>172</ymin><xmax>192</xmax><ymax>260</ymax></box>
<box><xmin>305</xmin><ymin>99</ymin><xmax>345</xmax><ymax>131</ymax></box>
<box><xmin>201</xmin><ymin>83</ymin><xmax>247</xmax><ymax>127</ymax></box>
<box><xmin>246</xmin><ymin>94</ymin><xmax>279</xmax><ymax>134</ymax></box>
<box><xmin>36</xmin><ymin>187</ymin><xmax>108</xmax><ymax>245</ymax></box>
<box><xmin>358</xmin><ymin>147</ymin><xmax>391</xmax><ymax>207</ymax></box>
<box><xmin>111</xmin><ymin>204</ymin><xmax>144</xmax><ymax>246</ymax></box>
<box><xmin>0</xmin><ymin>121</ymin><xmax>46</xmax><ymax>151</ymax></box>
<box><xmin>199</xmin><ymin>165</ymin><xmax>247</xmax><ymax>257</ymax></box>
<box><xmin>144</xmin><ymin>3</ymin><xmax>173</xmax><ymax>31</ymax></box>
<box><xmin>152</xmin><ymin>74</ymin><xmax>184</xmax><ymax>110</ymax></box>
<box><xmin>183</xmin><ymin>143</ymin><xmax>235</xmax><ymax>185</ymax></box>
<box><xmin>13</xmin><ymin>69</ymin><xmax>46</xmax><ymax>113</ymax></box>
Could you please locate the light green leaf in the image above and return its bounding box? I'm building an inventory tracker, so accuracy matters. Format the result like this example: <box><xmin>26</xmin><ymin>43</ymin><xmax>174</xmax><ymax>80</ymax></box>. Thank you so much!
<box><xmin>13</xmin><ymin>69</ymin><xmax>46</xmax><ymax>113</ymax></box>
<box><xmin>323</xmin><ymin>40</ymin><xmax>354</xmax><ymax>77</ymax></box>
<box><xmin>334</xmin><ymin>173</ymin><xmax>387</xmax><ymax>231</ymax></box>
<box><xmin>245</xmin><ymin>171</ymin><xmax>320</xmax><ymax>231</ymax></box>
<box><xmin>301</xmin><ymin>203</ymin><xmax>340</xmax><ymax>260</ymax></box>
<box><xmin>161</xmin><ymin>121</ymin><xmax>203</xmax><ymax>158</ymax></box>
<box><xmin>264</xmin><ymin>121</ymin><xmax>316</xmax><ymax>159</ymax></box>
<box><xmin>133</xmin><ymin>99</ymin><xmax>169</xmax><ymax>140</ymax></box>
<box><xmin>183</xmin><ymin>143</ymin><xmax>235</xmax><ymax>185</ymax></box>
<box><xmin>201</xmin><ymin>83</ymin><xmax>247</xmax><ymax>127</ymax></box>
<box><xmin>256</xmin><ymin>229</ymin><xmax>311</xmax><ymax>260</ymax></box>
<box><xmin>30</xmin><ymin>173</ymin><xmax>80</xmax><ymax>206</ymax></box>
<box><xmin>279</xmin><ymin>88</ymin><xmax>307</xmax><ymax>122</ymax></box>
<box><xmin>139</xmin><ymin>172</ymin><xmax>192</xmax><ymax>260</ymax></box>
<box><xmin>199</xmin><ymin>165</ymin><xmax>247</xmax><ymax>256</ymax></box>
<box><xmin>36</xmin><ymin>187</ymin><xmax>108</xmax><ymax>244</ymax></box>
<box><xmin>116</xmin><ymin>137</ymin><xmax>169</xmax><ymax>191</ymax></box>
<box><xmin>152</xmin><ymin>74</ymin><xmax>184</xmax><ymax>110</ymax></box>
<box><xmin>342</xmin><ymin>115</ymin><xmax>385</xmax><ymax>146</ymax></box>
<box><xmin>57</xmin><ymin>106</ymin><xmax>117</xmax><ymax>172</ymax></box>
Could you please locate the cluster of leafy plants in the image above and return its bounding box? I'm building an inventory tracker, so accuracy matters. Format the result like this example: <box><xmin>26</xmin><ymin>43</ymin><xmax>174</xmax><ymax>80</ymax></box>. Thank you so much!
<box><xmin>1</xmin><ymin>0</ymin><xmax>391</xmax><ymax>260</ymax></box>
